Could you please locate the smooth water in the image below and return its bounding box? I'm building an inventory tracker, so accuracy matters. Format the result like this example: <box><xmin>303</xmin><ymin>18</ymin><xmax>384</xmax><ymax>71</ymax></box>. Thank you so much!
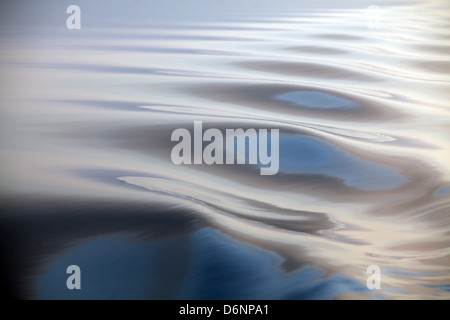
<box><xmin>0</xmin><ymin>0</ymin><xmax>449</xmax><ymax>299</ymax></box>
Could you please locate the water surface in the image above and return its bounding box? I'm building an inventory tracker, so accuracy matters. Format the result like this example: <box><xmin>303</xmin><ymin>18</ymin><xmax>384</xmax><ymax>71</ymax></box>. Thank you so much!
<box><xmin>0</xmin><ymin>0</ymin><xmax>449</xmax><ymax>299</ymax></box>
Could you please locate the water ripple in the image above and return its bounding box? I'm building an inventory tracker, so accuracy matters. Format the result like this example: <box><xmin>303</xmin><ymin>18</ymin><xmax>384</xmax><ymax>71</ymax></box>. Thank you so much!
<box><xmin>1</xmin><ymin>0</ymin><xmax>449</xmax><ymax>300</ymax></box>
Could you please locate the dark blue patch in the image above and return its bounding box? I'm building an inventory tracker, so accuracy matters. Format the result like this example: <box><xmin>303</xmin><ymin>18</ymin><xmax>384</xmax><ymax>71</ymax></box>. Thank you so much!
<box><xmin>34</xmin><ymin>228</ymin><xmax>369</xmax><ymax>300</ymax></box>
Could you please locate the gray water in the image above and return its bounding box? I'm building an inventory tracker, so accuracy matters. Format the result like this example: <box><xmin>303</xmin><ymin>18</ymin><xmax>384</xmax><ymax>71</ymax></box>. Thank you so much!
<box><xmin>0</xmin><ymin>0</ymin><xmax>449</xmax><ymax>299</ymax></box>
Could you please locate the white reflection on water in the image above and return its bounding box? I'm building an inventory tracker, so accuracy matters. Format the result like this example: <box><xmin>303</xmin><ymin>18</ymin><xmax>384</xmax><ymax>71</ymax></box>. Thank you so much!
<box><xmin>0</xmin><ymin>0</ymin><xmax>449</xmax><ymax>299</ymax></box>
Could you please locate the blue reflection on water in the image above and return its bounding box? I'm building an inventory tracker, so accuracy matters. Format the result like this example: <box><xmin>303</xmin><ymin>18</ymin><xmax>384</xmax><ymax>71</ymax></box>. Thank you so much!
<box><xmin>435</xmin><ymin>185</ymin><xmax>450</xmax><ymax>196</ymax></box>
<box><xmin>35</xmin><ymin>235</ymin><xmax>188</xmax><ymax>299</ymax></box>
<box><xmin>34</xmin><ymin>228</ymin><xmax>368</xmax><ymax>300</ymax></box>
<box><xmin>278</xmin><ymin>135</ymin><xmax>406</xmax><ymax>189</ymax></box>
<box><xmin>233</xmin><ymin>132</ymin><xmax>406</xmax><ymax>189</ymax></box>
<box><xmin>424</xmin><ymin>284</ymin><xmax>450</xmax><ymax>293</ymax></box>
<box><xmin>277</xmin><ymin>91</ymin><xmax>353</xmax><ymax>109</ymax></box>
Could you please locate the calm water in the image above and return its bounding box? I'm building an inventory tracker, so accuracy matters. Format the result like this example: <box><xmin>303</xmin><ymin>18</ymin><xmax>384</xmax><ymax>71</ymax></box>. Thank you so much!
<box><xmin>0</xmin><ymin>0</ymin><xmax>449</xmax><ymax>299</ymax></box>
